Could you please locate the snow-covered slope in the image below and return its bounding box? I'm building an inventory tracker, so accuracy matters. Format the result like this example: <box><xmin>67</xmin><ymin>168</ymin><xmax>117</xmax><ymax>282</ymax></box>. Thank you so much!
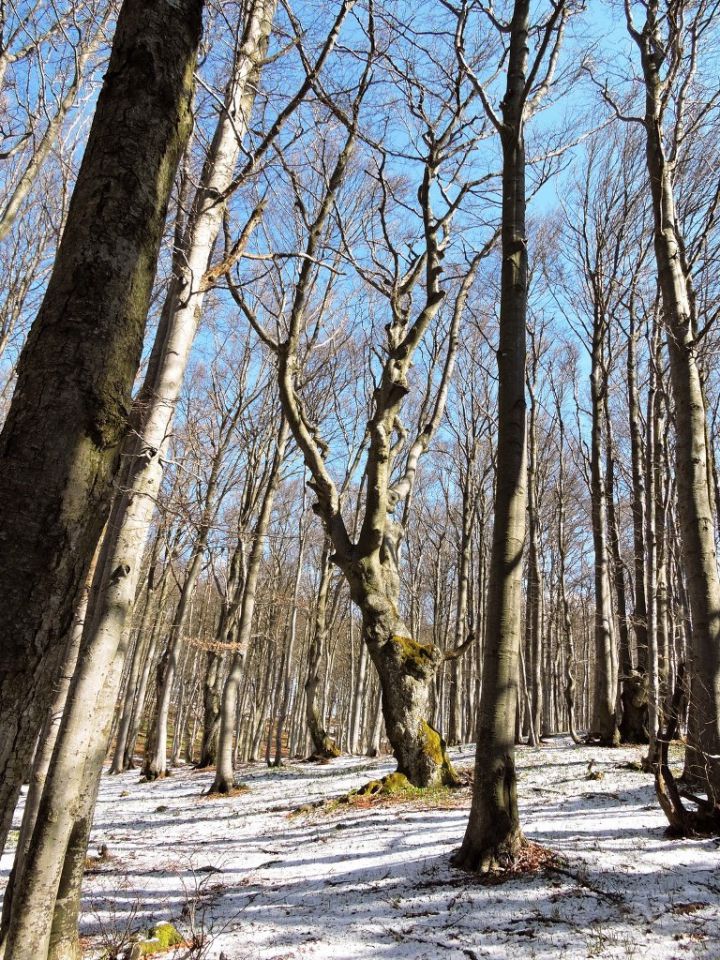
<box><xmin>2</xmin><ymin>738</ymin><xmax>718</xmax><ymax>959</ymax></box>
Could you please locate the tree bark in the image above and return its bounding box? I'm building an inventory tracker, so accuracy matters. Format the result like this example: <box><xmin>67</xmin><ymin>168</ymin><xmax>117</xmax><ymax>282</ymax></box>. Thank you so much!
<box><xmin>631</xmin><ymin>3</ymin><xmax>720</xmax><ymax>801</ymax></box>
<box><xmin>212</xmin><ymin>422</ymin><xmax>289</xmax><ymax>793</ymax></box>
<box><xmin>620</xmin><ymin>308</ymin><xmax>650</xmax><ymax>743</ymax></box>
<box><xmin>526</xmin><ymin>356</ymin><xmax>543</xmax><ymax>745</ymax></box>
<box><xmin>304</xmin><ymin>542</ymin><xmax>341</xmax><ymax>758</ymax></box>
<box><xmin>454</xmin><ymin>0</ymin><xmax>549</xmax><ymax>871</ymax></box>
<box><xmin>273</xmin><ymin>512</ymin><xmax>306</xmax><ymax>765</ymax></box>
<box><xmin>589</xmin><ymin>310</ymin><xmax>619</xmax><ymax>745</ymax></box>
<box><xmin>448</xmin><ymin>466</ymin><xmax>475</xmax><ymax>746</ymax></box>
<box><xmin>199</xmin><ymin>650</ymin><xmax>225</xmax><ymax>767</ymax></box>
<box><xmin>0</xmin><ymin>0</ymin><xmax>203</xmax><ymax>858</ymax></box>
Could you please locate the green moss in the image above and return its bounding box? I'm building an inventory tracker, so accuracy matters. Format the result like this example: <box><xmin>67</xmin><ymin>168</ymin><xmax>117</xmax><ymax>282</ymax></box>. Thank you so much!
<box><xmin>354</xmin><ymin>772</ymin><xmax>414</xmax><ymax>798</ymax></box>
<box><xmin>354</xmin><ymin>778</ymin><xmax>384</xmax><ymax>797</ymax></box>
<box><xmin>129</xmin><ymin>922</ymin><xmax>184</xmax><ymax>958</ymax></box>
<box><xmin>381</xmin><ymin>771</ymin><xmax>413</xmax><ymax>794</ymax></box>
<box><xmin>420</xmin><ymin>720</ymin><xmax>460</xmax><ymax>787</ymax></box>
<box><xmin>391</xmin><ymin>635</ymin><xmax>436</xmax><ymax>676</ymax></box>
<box><xmin>419</xmin><ymin>720</ymin><xmax>445</xmax><ymax>765</ymax></box>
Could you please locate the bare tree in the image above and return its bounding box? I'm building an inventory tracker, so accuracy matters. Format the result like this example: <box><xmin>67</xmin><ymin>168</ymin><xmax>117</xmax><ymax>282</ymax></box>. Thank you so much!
<box><xmin>622</xmin><ymin>0</ymin><xmax>720</xmax><ymax>828</ymax></box>
<box><xmin>452</xmin><ymin>0</ymin><xmax>573</xmax><ymax>872</ymax></box>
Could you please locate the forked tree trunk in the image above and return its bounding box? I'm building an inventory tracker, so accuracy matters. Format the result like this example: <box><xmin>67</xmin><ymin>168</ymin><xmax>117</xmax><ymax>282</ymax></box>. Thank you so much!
<box><xmin>0</xmin><ymin>0</ymin><xmax>203</xmax><ymax>858</ymax></box>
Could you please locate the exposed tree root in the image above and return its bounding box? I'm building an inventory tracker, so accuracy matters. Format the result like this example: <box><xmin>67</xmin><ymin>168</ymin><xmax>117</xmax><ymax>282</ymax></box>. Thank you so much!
<box><xmin>451</xmin><ymin>838</ymin><xmax>558</xmax><ymax>881</ymax></box>
<box><xmin>653</xmin><ymin>664</ymin><xmax>720</xmax><ymax>837</ymax></box>
<box><xmin>202</xmin><ymin>783</ymin><xmax>250</xmax><ymax>799</ymax></box>
<box><xmin>291</xmin><ymin>769</ymin><xmax>468</xmax><ymax>817</ymax></box>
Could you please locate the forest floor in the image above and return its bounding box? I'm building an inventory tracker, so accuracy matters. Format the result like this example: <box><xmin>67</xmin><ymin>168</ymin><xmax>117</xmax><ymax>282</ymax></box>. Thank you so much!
<box><xmin>2</xmin><ymin>737</ymin><xmax>720</xmax><ymax>959</ymax></box>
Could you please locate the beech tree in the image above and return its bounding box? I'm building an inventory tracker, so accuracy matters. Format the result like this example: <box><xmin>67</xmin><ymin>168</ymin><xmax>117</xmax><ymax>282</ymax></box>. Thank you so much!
<box><xmin>0</xmin><ymin>0</ymin><xmax>204</xmax><ymax>861</ymax></box>
<box><xmin>231</xmin><ymin>4</ymin><xmax>498</xmax><ymax>785</ymax></box>
<box><xmin>452</xmin><ymin>0</ymin><xmax>574</xmax><ymax>872</ymax></box>
<box><xmin>623</xmin><ymin>0</ymin><xmax>720</xmax><ymax>829</ymax></box>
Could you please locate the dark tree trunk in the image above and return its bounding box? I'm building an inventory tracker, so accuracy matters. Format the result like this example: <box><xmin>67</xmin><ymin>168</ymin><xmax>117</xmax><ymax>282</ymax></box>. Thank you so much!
<box><xmin>0</xmin><ymin>0</ymin><xmax>203</xmax><ymax>856</ymax></box>
<box><xmin>455</xmin><ymin>0</ymin><xmax>540</xmax><ymax>872</ymax></box>
<box><xmin>198</xmin><ymin>650</ymin><xmax>225</xmax><ymax>768</ymax></box>
<box><xmin>304</xmin><ymin>543</ymin><xmax>340</xmax><ymax>759</ymax></box>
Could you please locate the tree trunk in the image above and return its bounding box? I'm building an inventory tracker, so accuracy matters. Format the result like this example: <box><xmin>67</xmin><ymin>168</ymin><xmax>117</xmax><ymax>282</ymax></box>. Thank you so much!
<box><xmin>633</xmin><ymin>0</ymin><xmax>720</xmax><ymax>807</ymax></box>
<box><xmin>0</xmin><ymin>573</ymin><xmax>92</xmax><ymax>944</ymax></box>
<box><xmin>304</xmin><ymin>542</ymin><xmax>341</xmax><ymax>758</ymax></box>
<box><xmin>212</xmin><ymin>423</ymin><xmax>289</xmax><ymax>793</ymax></box>
<box><xmin>526</xmin><ymin>369</ymin><xmax>542</xmax><ymax>745</ymax></box>
<box><xmin>608</xmin><ymin>399</ymin><xmax>647</xmax><ymax>744</ymax></box>
<box><xmin>589</xmin><ymin>310</ymin><xmax>619</xmax><ymax>745</ymax></box>
<box><xmin>109</xmin><ymin>595</ymin><xmax>155</xmax><ymax>774</ymax></box>
<box><xmin>337</xmin><ymin>525</ymin><xmax>458</xmax><ymax>788</ymax></box>
<box><xmin>448</xmin><ymin>469</ymin><xmax>474</xmax><ymax>746</ymax></box>
<box><xmin>0</xmin><ymin>0</ymin><xmax>203</xmax><ymax>857</ymax></box>
<box><xmin>274</xmin><ymin>516</ymin><xmax>306</xmax><ymax>765</ymax></box>
<box><xmin>198</xmin><ymin>650</ymin><xmax>225</xmax><ymax>767</ymax></box>
<box><xmin>143</xmin><ymin>544</ymin><xmax>205</xmax><ymax>780</ymax></box>
<box><xmin>645</xmin><ymin>343</ymin><xmax>661</xmax><ymax>766</ymax></box>
<box><xmin>620</xmin><ymin>311</ymin><xmax>650</xmax><ymax>742</ymax></box>
<box><xmin>349</xmin><ymin>624</ymin><xmax>369</xmax><ymax>754</ymax></box>
<box><xmin>454</xmin><ymin>0</ymin><xmax>535</xmax><ymax>872</ymax></box>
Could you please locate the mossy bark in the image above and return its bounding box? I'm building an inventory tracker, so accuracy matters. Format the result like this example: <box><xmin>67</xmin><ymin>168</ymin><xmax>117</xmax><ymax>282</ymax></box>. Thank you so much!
<box><xmin>342</xmin><ymin>553</ymin><xmax>457</xmax><ymax>789</ymax></box>
<box><xmin>366</xmin><ymin>632</ymin><xmax>457</xmax><ymax>787</ymax></box>
<box><xmin>0</xmin><ymin>0</ymin><xmax>204</xmax><ymax>858</ymax></box>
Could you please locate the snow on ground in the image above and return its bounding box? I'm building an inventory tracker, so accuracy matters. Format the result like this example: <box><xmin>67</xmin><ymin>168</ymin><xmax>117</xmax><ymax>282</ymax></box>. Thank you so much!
<box><xmin>2</xmin><ymin>738</ymin><xmax>720</xmax><ymax>959</ymax></box>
